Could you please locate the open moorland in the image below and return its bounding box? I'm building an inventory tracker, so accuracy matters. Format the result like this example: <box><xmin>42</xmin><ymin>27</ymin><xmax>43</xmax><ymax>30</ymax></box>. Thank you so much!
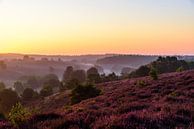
<box><xmin>1</xmin><ymin>69</ymin><xmax>193</xmax><ymax>129</ymax></box>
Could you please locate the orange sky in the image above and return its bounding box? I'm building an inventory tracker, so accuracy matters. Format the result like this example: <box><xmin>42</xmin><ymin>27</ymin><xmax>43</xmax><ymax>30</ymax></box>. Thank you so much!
<box><xmin>0</xmin><ymin>0</ymin><xmax>194</xmax><ymax>55</ymax></box>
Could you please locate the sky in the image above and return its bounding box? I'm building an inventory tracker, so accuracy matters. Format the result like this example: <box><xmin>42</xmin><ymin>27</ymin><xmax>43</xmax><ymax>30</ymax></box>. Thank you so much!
<box><xmin>0</xmin><ymin>0</ymin><xmax>194</xmax><ymax>55</ymax></box>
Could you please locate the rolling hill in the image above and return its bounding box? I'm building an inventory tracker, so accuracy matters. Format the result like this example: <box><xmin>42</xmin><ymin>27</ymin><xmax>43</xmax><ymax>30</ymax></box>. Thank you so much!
<box><xmin>96</xmin><ymin>55</ymin><xmax>158</xmax><ymax>67</ymax></box>
<box><xmin>1</xmin><ymin>70</ymin><xmax>194</xmax><ymax>129</ymax></box>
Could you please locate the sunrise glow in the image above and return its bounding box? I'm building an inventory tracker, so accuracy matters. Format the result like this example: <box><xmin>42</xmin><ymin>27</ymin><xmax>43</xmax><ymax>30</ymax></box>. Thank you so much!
<box><xmin>0</xmin><ymin>0</ymin><xmax>194</xmax><ymax>55</ymax></box>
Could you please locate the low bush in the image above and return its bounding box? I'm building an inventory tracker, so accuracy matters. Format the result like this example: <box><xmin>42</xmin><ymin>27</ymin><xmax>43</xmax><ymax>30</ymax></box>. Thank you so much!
<box><xmin>149</xmin><ymin>68</ymin><xmax>158</xmax><ymax>80</ymax></box>
<box><xmin>136</xmin><ymin>80</ymin><xmax>147</xmax><ymax>88</ymax></box>
<box><xmin>176</xmin><ymin>66</ymin><xmax>184</xmax><ymax>72</ymax></box>
<box><xmin>8</xmin><ymin>103</ymin><xmax>31</xmax><ymax>127</ymax></box>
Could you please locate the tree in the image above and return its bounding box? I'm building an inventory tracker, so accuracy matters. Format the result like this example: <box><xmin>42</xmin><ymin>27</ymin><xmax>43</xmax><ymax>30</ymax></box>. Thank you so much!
<box><xmin>23</xmin><ymin>55</ymin><xmax>30</xmax><ymax>61</ymax></box>
<box><xmin>65</xmin><ymin>79</ymin><xmax>80</xmax><ymax>89</ymax></box>
<box><xmin>43</xmin><ymin>74</ymin><xmax>60</xmax><ymax>92</ymax></box>
<box><xmin>63</xmin><ymin>66</ymin><xmax>73</xmax><ymax>83</ymax></box>
<box><xmin>71</xmin><ymin>70</ymin><xmax>86</xmax><ymax>84</ymax></box>
<box><xmin>40</xmin><ymin>85</ymin><xmax>53</xmax><ymax>97</ymax></box>
<box><xmin>42</xmin><ymin>74</ymin><xmax>61</xmax><ymax>89</ymax></box>
<box><xmin>63</xmin><ymin>67</ymin><xmax>86</xmax><ymax>84</ymax></box>
<box><xmin>14</xmin><ymin>81</ymin><xmax>24</xmax><ymax>95</ymax></box>
<box><xmin>149</xmin><ymin>67</ymin><xmax>158</xmax><ymax>80</ymax></box>
<box><xmin>41</xmin><ymin>57</ymin><xmax>49</xmax><ymax>62</ymax></box>
<box><xmin>43</xmin><ymin>74</ymin><xmax>58</xmax><ymax>82</ymax></box>
<box><xmin>0</xmin><ymin>82</ymin><xmax>6</xmax><ymax>91</ymax></box>
<box><xmin>71</xmin><ymin>84</ymin><xmax>101</xmax><ymax>104</ymax></box>
<box><xmin>166</xmin><ymin>56</ymin><xmax>177</xmax><ymax>62</ymax></box>
<box><xmin>157</xmin><ymin>56</ymin><xmax>165</xmax><ymax>62</ymax></box>
<box><xmin>26</xmin><ymin>76</ymin><xmax>40</xmax><ymax>89</ymax></box>
<box><xmin>94</xmin><ymin>65</ymin><xmax>104</xmax><ymax>73</ymax></box>
<box><xmin>87</xmin><ymin>67</ymin><xmax>101</xmax><ymax>83</ymax></box>
<box><xmin>0</xmin><ymin>89</ymin><xmax>20</xmax><ymax>115</ymax></box>
<box><xmin>22</xmin><ymin>88</ymin><xmax>39</xmax><ymax>101</ymax></box>
<box><xmin>100</xmin><ymin>72</ymin><xmax>119</xmax><ymax>82</ymax></box>
<box><xmin>151</xmin><ymin>56</ymin><xmax>189</xmax><ymax>74</ymax></box>
<box><xmin>134</xmin><ymin>65</ymin><xmax>150</xmax><ymax>77</ymax></box>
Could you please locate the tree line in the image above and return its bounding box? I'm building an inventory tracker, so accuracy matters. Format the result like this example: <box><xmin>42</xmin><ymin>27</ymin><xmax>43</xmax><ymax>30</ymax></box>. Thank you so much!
<box><xmin>129</xmin><ymin>56</ymin><xmax>194</xmax><ymax>78</ymax></box>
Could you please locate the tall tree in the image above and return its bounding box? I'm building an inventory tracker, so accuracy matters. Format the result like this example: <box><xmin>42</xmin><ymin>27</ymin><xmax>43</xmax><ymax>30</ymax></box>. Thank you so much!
<box><xmin>14</xmin><ymin>81</ymin><xmax>24</xmax><ymax>95</ymax></box>
<box><xmin>71</xmin><ymin>70</ymin><xmax>86</xmax><ymax>84</ymax></box>
<box><xmin>87</xmin><ymin>67</ymin><xmax>101</xmax><ymax>83</ymax></box>
<box><xmin>63</xmin><ymin>66</ymin><xmax>73</xmax><ymax>83</ymax></box>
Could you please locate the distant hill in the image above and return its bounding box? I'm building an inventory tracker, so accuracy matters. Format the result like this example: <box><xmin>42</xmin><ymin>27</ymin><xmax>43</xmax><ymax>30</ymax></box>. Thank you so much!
<box><xmin>96</xmin><ymin>55</ymin><xmax>158</xmax><ymax>68</ymax></box>
<box><xmin>1</xmin><ymin>70</ymin><xmax>193</xmax><ymax>129</ymax></box>
<box><xmin>0</xmin><ymin>53</ymin><xmax>112</xmax><ymax>63</ymax></box>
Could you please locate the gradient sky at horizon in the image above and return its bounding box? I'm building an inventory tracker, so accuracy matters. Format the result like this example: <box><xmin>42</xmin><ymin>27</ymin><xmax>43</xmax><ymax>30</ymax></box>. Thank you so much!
<box><xmin>0</xmin><ymin>0</ymin><xmax>194</xmax><ymax>55</ymax></box>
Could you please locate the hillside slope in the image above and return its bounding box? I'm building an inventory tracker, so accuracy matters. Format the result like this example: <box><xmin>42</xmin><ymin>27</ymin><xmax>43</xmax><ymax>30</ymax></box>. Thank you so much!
<box><xmin>1</xmin><ymin>70</ymin><xmax>194</xmax><ymax>129</ymax></box>
<box><xmin>96</xmin><ymin>55</ymin><xmax>157</xmax><ymax>67</ymax></box>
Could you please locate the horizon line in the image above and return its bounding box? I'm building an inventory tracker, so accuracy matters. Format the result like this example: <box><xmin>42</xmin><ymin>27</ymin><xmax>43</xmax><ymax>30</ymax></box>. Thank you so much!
<box><xmin>0</xmin><ymin>52</ymin><xmax>194</xmax><ymax>57</ymax></box>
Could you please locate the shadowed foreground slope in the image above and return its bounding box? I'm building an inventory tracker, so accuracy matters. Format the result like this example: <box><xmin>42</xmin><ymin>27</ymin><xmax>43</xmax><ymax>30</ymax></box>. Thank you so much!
<box><xmin>1</xmin><ymin>70</ymin><xmax>194</xmax><ymax>129</ymax></box>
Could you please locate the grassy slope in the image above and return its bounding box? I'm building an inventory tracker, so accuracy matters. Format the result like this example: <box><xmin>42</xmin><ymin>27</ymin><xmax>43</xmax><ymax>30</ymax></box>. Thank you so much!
<box><xmin>1</xmin><ymin>70</ymin><xmax>194</xmax><ymax>129</ymax></box>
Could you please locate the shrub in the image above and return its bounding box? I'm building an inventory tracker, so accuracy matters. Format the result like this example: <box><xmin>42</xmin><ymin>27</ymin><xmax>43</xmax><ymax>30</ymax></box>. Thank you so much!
<box><xmin>176</xmin><ymin>66</ymin><xmax>184</xmax><ymax>72</ymax></box>
<box><xmin>137</xmin><ymin>80</ymin><xmax>147</xmax><ymax>88</ymax></box>
<box><xmin>169</xmin><ymin>92</ymin><xmax>179</xmax><ymax>97</ymax></box>
<box><xmin>71</xmin><ymin>84</ymin><xmax>101</xmax><ymax>104</ymax></box>
<box><xmin>149</xmin><ymin>68</ymin><xmax>158</xmax><ymax>80</ymax></box>
<box><xmin>8</xmin><ymin>103</ymin><xmax>31</xmax><ymax>127</ymax></box>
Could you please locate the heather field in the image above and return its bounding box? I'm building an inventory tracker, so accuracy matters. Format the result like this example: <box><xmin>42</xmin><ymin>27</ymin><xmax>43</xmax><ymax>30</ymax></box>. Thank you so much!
<box><xmin>1</xmin><ymin>0</ymin><xmax>194</xmax><ymax>128</ymax></box>
<box><xmin>1</xmin><ymin>70</ymin><xmax>193</xmax><ymax>129</ymax></box>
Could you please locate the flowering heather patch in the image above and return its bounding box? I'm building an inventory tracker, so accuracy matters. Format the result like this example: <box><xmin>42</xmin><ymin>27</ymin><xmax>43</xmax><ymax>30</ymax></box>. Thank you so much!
<box><xmin>0</xmin><ymin>70</ymin><xmax>194</xmax><ymax>129</ymax></box>
<box><xmin>0</xmin><ymin>121</ymin><xmax>14</xmax><ymax>129</ymax></box>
